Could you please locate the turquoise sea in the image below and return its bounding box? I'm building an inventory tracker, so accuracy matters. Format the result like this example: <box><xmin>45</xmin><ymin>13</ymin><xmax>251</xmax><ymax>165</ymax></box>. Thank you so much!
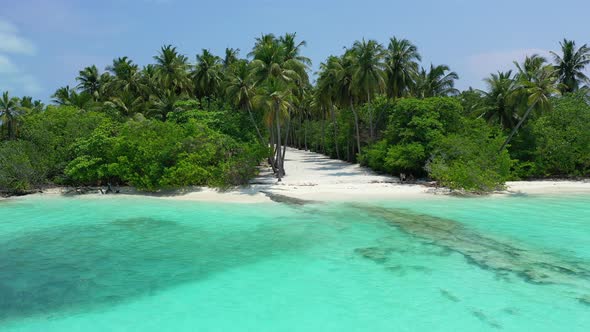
<box><xmin>0</xmin><ymin>193</ymin><xmax>589</xmax><ymax>331</ymax></box>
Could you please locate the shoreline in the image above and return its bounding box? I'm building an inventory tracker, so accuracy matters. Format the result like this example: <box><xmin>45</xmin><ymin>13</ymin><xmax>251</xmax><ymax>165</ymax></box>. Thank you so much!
<box><xmin>0</xmin><ymin>148</ymin><xmax>590</xmax><ymax>204</ymax></box>
<box><xmin>2</xmin><ymin>149</ymin><xmax>589</xmax><ymax>204</ymax></box>
<box><xmin>4</xmin><ymin>180</ymin><xmax>590</xmax><ymax>205</ymax></box>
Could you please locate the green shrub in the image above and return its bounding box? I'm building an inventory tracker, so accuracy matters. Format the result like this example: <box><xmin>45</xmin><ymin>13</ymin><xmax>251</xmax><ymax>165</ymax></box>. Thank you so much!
<box><xmin>428</xmin><ymin>119</ymin><xmax>512</xmax><ymax>192</ymax></box>
<box><xmin>0</xmin><ymin>141</ymin><xmax>47</xmax><ymax>192</ymax></box>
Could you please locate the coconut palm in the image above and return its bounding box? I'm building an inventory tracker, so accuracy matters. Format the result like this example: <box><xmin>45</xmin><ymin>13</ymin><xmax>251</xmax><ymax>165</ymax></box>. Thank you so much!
<box><xmin>316</xmin><ymin>56</ymin><xmax>342</xmax><ymax>159</ymax></box>
<box><xmin>225</xmin><ymin>60</ymin><xmax>263</xmax><ymax>142</ymax></box>
<box><xmin>148</xmin><ymin>89</ymin><xmax>182</xmax><ymax>121</ymax></box>
<box><xmin>192</xmin><ymin>49</ymin><xmax>222</xmax><ymax>102</ymax></box>
<box><xmin>413</xmin><ymin>64</ymin><xmax>459</xmax><ymax>98</ymax></box>
<box><xmin>350</xmin><ymin>39</ymin><xmax>385</xmax><ymax>141</ymax></box>
<box><xmin>19</xmin><ymin>96</ymin><xmax>44</xmax><ymax>113</ymax></box>
<box><xmin>106</xmin><ymin>57</ymin><xmax>144</xmax><ymax>95</ymax></box>
<box><xmin>514</xmin><ymin>54</ymin><xmax>547</xmax><ymax>82</ymax></box>
<box><xmin>153</xmin><ymin>45</ymin><xmax>191</xmax><ymax>94</ymax></box>
<box><xmin>76</xmin><ymin>65</ymin><xmax>102</xmax><ymax>100</ymax></box>
<box><xmin>253</xmin><ymin>79</ymin><xmax>293</xmax><ymax>180</ymax></box>
<box><xmin>384</xmin><ymin>37</ymin><xmax>421</xmax><ymax>98</ymax></box>
<box><xmin>551</xmin><ymin>39</ymin><xmax>590</xmax><ymax>93</ymax></box>
<box><xmin>499</xmin><ymin>65</ymin><xmax>560</xmax><ymax>151</ymax></box>
<box><xmin>52</xmin><ymin>86</ymin><xmax>75</xmax><ymax>105</ymax></box>
<box><xmin>249</xmin><ymin>34</ymin><xmax>299</xmax><ymax>84</ymax></box>
<box><xmin>481</xmin><ymin>71</ymin><xmax>518</xmax><ymax>129</ymax></box>
<box><xmin>334</xmin><ymin>51</ymin><xmax>362</xmax><ymax>157</ymax></box>
<box><xmin>223</xmin><ymin>48</ymin><xmax>240</xmax><ymax>69</ymax></box>
<box><xmin>105</xmin><ymin>91</ymin><xmax>145</xmax><ymax>118</ymax></box>
<box><xmin>279</xmin><ymin>32</ymin><xmax>311</xmax><ymax>85</ymax></box>
<box><xmin>0</xmin><ymin>91</ymin><xmax>23</xmax><ymax>140</ymax></box>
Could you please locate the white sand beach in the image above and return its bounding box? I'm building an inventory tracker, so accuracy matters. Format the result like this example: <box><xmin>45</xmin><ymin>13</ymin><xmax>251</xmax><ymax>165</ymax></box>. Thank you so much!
<box><xmin>15</xmin><ymin>148</ymin><xmax>590</xmax><ymax>203</ymax></box>
<box><xmin>124</xmin><ymin>148</ymin><xmax>590</xmax><ymax>202</ymax></box>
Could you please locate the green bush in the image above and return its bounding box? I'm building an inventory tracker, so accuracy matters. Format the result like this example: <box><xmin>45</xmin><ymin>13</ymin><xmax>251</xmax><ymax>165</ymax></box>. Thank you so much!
<box><xmin>428</xmin><ymin>119</ymin><xmax>512</xmax><ymax>192</ymax></box>
<box><xmin>530</xmin><ymin>92</ymin><xmax>590</xmax><ymax>177</ymax></box>
<box><xmin>65</xmin><ymin>118</ymin><xmax>267</xmax><ymax>190</ymax></box>
<box><xmin>0</xmin><ymin>141</ymin><xmax>47</xmax><ymax>192</ymax></box>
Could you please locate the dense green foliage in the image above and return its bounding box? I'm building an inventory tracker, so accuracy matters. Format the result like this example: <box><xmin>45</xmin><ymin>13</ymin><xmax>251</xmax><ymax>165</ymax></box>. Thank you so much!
<box><xmin>1</xmin><ymin>35</ymin><xmax>589</xmax><ymax>193</ymax></box>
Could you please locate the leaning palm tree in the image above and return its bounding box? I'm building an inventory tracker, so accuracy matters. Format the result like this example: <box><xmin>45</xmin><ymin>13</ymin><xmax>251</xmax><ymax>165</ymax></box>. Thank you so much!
<box><xmin>499</xmin><ymin>65</ymin><xmax>561</xmax><ymax>151</ymax></box>
<box><xmin>551</xmin><ymin>39</ymin><xmax>590</xmax><ymax>94</ymax></box>
<box><xmin>481</xmin><ymin>71</ymin><xmax>518</xmax><ymax>129</ymax></box>
<box><xmin>384</xmin><ymin>37</ymin><xmax>421</xmax><ymax>98</ymax></box>
<box><xmin>0</xmin><ymin>91</ymin><xmax>23</xmax><ymax>140</ymax></box>
<box><xmin>350</xmin><ymin>39</ymin><xmax>385</xmax><ymax>141</ymax></box>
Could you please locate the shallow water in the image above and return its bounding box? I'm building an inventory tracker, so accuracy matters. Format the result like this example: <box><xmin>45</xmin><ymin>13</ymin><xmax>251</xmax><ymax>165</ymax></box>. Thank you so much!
<box><xmin>0</xmin><ymin>194</ymin><xmax>589</xmax><ymax>331</ymax></box>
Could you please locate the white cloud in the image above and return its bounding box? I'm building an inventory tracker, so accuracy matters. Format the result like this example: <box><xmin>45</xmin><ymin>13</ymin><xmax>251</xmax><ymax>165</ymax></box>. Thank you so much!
<box><xmin>466</xmin><ymin>48</ymin><xmax>552</xmax><ymax>79</ymax></box>
<box><xmin>0</xmin><ymin>19</ymin><xmax>36</xmax><ymax>55</ymax></box>
<box><xmin>0</xmin><ymin>20</ymin><xmax>41</xmax><ymax>95</ymax></box>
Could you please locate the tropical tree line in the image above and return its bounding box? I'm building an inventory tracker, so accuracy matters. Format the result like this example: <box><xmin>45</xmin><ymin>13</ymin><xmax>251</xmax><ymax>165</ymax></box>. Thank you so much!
<box><xmin>1</xmin><ymin>35</ymin><xmax>589</xmax><ymax>192</ymax></box>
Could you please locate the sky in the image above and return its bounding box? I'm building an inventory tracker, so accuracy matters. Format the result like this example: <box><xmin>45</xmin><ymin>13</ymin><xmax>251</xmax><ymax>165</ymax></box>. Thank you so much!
<box><xmin>1</xmin><ymin>0</ymin><xmax>589</xmax><ymax>101</ymax></box>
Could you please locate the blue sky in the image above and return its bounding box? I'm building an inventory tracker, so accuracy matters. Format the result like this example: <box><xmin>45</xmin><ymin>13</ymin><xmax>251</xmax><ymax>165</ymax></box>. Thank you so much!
<box><xmin>1</xmin><ymin>0</ymin><xmax>588</xmax><ymax>101</ymax></box>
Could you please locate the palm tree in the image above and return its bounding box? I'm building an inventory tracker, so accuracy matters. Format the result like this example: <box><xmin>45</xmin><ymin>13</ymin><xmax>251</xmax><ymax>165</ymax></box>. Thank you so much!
<box><xmin>225</xmin><ymin>60</ymin><xmax>264</xmax><ymax>142</ymax></box>
<box><xmin>253</xmin><ymin>79</ymin><xmax>293</xmax><ymax>180</ymax></box>
<box><xmin>249</xmin><ymin>34</ymin><xmax>300</xmax><ymax>84</ymax></box>
<box><xmin>499</xmin><ymin>65</ymin><xmax>560</xmax><ymax>151</ymax></box>
<box><xmin>481</xmin><ymin>71</ymin><xmax>518</xmax><ymax>129</ymax></box>
<box><xmin>551</xmin><ymin>39</ymin><xmax>590</xmax><ymax>93</ymax></box>
<box><xmin>76</xmin><ymin>65</ymin><xmax>102</xmax><ymax>100</ymax></box>
<box><xmin>279</xmin><ymin>32</ymin><xmax>311</xmax><ymax>84</ymax></box>
<box><xmin>317</xmin><ymin>56</ymin><xmax>342</xmax><ymax>159</ymax></box>
<box><xmin>52</xmin><ymin>86</ymin><xmax>75</xmax><ymax>105</ymax></box>
<box><xmin>106</xmin><ymin>57</ymin><xmax>144</xmax><ymax>96</ymax></box>
<box><xmin>0</xmin><ymin>91</ymin><xmax>22</xmax><ymax>140</ymax></box>
<box><xmin>413</xmin><ymin>64</ymin><xmax>459</xmax><ymax>98</ymax></box>
<box><xmin>148</xmin><ymin>89</ymin><xmax>182</xmax><ymax>121</ymax></box>
<box><xmin>192</xmin><ymin>49</ymin><xmax>222</xmax><ymax>103</ymax></box>
<box><xmin>105</xmin><ymin>91</ymin><xmax>145</xmax><ymax>118</ymax></box>
<box><xmin>334</xmin><ymin>51</ymin><xmax>362</xmax><ymax>157</ymax></box>
<box><xmin>19</xmin><ymin>96</ymin><xmax>44</xmax><ymax>113</ymax></box>
<box><xmin>350</xmin><ymin>39</ymin><xmax>385</xmax><ymax>141</ymax></box>
<box><xmin>514</xmin><ymin>54</ymin><xmax>547</xmax><ymax>81</ymax></box>
<box><xmin>384</xmin><ymin>37</ymin><xmax>421</xmax><ymax>98</ymax></box>
<box><xmin>223</xmin><ymin>48</ymin><xmax>240</xmax><ymax>69</ymax></box>
<box><xmin>153</xmin><ymin>45</ymin><xmax>191</xmax><ymax>94</ymax></box>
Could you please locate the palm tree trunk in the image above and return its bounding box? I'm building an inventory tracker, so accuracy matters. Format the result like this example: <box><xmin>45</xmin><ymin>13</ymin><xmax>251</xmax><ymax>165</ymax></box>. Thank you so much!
<box><xmin>275</xmin><ymin>102</ymin><xmax>284</xmax><ymax>180</ymax></box>
<box><xmin>269</xmin><ymin>125</ymin><xmax>278</xmax><ymax>174</ymax></box>
<box><xmin>367</xmin><ymin>92</ymin><xmax>374</xmax><ymax>142</ymax></box>
<box><xmin>304</xmin><ymin>114</ymin><xmax>308</xmax><ymax>151</ymax></box>
<box><xmin>350</xmin><ymin>98</ymin><xmax>362</xmax><ymax>158</ymax></box>
<box><xmin>331</xmin><ymin>104</ymin><xmax>340</xmax><ymax>159</ymax></box>
<box><xmin>499</xmin><ymin>100</ymin><xmax>538</xmax><ymax>153</ymax></box>
<box><xmin>321</xmin><ymin>110</ymin><xmax>326</xmax><ymax>154</ymax></box>
<box><xmin>281</xmin><ymin>113</ymin><xmax>291</xmax><ymax>172</ymax></box>
<box><xmin>246</xmin><ymin>105</ymin><xmax>264</xmax><ymax>144</ymax></box>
